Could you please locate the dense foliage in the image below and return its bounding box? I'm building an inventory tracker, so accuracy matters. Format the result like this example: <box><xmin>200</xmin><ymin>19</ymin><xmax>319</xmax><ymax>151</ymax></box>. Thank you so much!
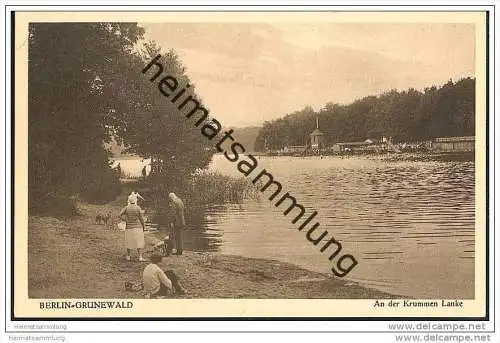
<box><xmin>28</xmin><ymin>23</ymin><xmax>214</xmax><ymax>214</ymax></box>
<box><xmin>254</xmin><ymin>78</ymin><xmax>475</xmax><ymax>151</ymax></box>
<box><xmin>112</xmin><ymin>40</ymin><xmax>214</xmax><ymax>188</ymax></box>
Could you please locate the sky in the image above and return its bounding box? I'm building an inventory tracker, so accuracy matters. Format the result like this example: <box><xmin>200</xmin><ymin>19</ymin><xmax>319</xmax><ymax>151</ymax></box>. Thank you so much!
<box><xmin>141</xmin><ymin>23</ymin><xmax>475</xmax><ymax>127</ymax></box>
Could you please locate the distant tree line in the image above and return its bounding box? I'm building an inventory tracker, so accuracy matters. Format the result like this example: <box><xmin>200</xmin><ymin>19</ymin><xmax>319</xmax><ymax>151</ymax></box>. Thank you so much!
<box><xmin>28</xmin><ymin>23</ymin><xmax>213</xmax><ymax>214</ymax></box>
<box><xmin>254</xmin><ymin>78</ymin><xmax>475</xmax><ymax>151</ymax></box>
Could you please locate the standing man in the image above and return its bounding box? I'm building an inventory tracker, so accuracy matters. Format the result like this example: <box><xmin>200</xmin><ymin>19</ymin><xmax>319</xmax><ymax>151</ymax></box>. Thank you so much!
<box><xmin>116</xmin><ymin>163</ymin><xmax>122</xmax><ymax>177</ymax></box>
<box><xmin>166</xmin><ymin>192</ymin><xmax>185</xmax><ymax>256</ymax></box>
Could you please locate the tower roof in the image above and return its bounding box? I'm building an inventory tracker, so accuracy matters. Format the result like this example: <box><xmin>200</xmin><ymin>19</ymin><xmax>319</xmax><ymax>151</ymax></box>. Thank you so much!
<box><xmin>311</xmin><ymin>116</ymin><xmax>323</xmax><ymax>136</ymax></box>
<box><xmin>310</xmin><ymin>128</ymin><xmax>324</xmax><ymax>136</ymax></box>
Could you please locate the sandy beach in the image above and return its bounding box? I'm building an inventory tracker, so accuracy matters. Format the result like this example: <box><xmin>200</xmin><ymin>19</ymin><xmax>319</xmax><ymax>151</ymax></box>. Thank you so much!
<box><xmin>27</xmin><ymin>196</ymin><xmax>401</xmax><ymax>299</ymax></box>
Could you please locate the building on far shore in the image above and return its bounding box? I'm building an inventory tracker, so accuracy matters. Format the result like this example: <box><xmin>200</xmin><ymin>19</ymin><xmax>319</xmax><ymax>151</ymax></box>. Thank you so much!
<box><xmin>334</xmin><ymin>141</ymin><xmax>370</xmax><ymax>152</ymax></box>
<box><xmin>331</xmin><ymin>139</ymin><xmax>384</xmax><ymax>153</ymax></box>
<box><xmin>283</xmin><ymin>145</ymin><xmax>307</xmax><ymax>153</ymax></box>
<box><xmin>310</xmin><ymin>117</ymin><xmax>324</xmax><ymax>150</ymax></box>
<box><xmin>431</xmin><ymin>136</ymin><xmax>475</xmax><ymax>152</ymax></box>
<box><xmin>272</xmin><ymin>127</ymin><xmax>474</xmax><ymax>155</ymax></box>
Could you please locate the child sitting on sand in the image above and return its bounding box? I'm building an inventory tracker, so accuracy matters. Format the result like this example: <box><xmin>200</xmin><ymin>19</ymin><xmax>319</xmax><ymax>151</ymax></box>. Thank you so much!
<box><xmin>142</xmin><ymin>254</ymin><xmax>185</xmax><ymax>298</ymax></box>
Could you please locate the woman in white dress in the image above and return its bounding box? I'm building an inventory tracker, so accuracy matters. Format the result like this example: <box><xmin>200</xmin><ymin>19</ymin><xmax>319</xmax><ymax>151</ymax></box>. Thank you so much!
<box><xmin>119</xmin><ymin>198</ymin><xmax>146</xmax><ymax>261</ymax></box>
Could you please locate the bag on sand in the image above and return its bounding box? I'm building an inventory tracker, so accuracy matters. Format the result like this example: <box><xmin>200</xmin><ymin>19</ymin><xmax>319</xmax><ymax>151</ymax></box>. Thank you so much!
<box><xmin>124</xmin><ymin>281</ymin><xmax>143</xmax><ymax>292</ymax></box>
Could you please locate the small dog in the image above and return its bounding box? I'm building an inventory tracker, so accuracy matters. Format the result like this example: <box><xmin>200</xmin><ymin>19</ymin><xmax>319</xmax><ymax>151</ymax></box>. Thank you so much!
<box><xmin>95</xmin><ymin>211</ymin><xmax>111</xmax><ymax>225</ymax></box>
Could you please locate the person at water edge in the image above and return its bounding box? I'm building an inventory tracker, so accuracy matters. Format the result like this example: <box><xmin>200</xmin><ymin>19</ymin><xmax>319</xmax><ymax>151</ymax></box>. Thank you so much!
<box><xmin>119</xmin><ymin>197</ymin><xmax>146</xmax><ymax>262</ymax></box>
<box><xmin>142</xmin><ymin>165</ymin><xmax>147</xmax><ymax>180</ymax></box>
<box><xmin>142</xmin><ymin>254</ymin><xmax>186</xmax><ymax>297</ymax></box>
<box><xmin>166</xmin><ymin>192</ymin><xmax>185</xmax><ymax>256</ymax></box>
<box><xmin>128</xmin><ymin>190</ymin><xmax>145</xmax><ymax>206</ymax></box>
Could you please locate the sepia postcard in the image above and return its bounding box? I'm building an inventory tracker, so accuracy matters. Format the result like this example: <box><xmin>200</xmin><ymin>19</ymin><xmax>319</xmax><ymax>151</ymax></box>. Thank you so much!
<box><xmin>11</xmin><ymin>10</ymin><xmax>489</xmax><ymax>320</ymax></box>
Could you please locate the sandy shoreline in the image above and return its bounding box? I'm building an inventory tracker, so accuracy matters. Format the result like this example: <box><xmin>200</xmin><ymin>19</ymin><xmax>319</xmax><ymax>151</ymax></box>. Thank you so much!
<box><xmin>28</xmin><ymin>198</ymin><xmax>402</xmax><ymax>299</ymax></box>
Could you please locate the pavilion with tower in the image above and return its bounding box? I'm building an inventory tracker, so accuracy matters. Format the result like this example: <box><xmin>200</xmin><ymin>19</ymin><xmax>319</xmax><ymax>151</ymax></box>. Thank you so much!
<box><xmin>310</xmin><ymin>116</ymin><xmax>324</xmax><ymax>150</ymax></box>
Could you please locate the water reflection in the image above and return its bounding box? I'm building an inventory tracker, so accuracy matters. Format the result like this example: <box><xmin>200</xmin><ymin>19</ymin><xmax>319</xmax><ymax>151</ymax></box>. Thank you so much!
<box><xmin>129</xmin><ymin>154</ymin><xmax>475</xmax><ymax>299</ymax></box>
<box><xmin>201</xmin><ymin>155</ymin><xmax>475</xmax><ymax>299</ymax></box>
<box><xmin>151</xmin><ymin>207</ymin><xmax>225</xmax><ymax>252</ymax></box>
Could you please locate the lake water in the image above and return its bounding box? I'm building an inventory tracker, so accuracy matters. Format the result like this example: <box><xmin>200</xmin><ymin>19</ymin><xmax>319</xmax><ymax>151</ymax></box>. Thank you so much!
<box><xmin>113</xmin><ymin>154</ymin><xmax>475</xmax><ymax>299</ymax></box>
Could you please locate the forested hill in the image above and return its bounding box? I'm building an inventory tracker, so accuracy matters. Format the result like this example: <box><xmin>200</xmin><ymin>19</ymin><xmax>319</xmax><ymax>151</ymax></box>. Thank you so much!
<box><xmin>106</xmin><ymin>126</ymin><xmax>262</xmax><ymax>157</ymax></box>
<box><xmin>229</xmin><ymin>126</ymin><xmax>262</xmax><ymax>152</ymax></box>
<box><xmin>254</xmin><ymin>78</ymin><xmax>475</xmax><ymax>151</ymax></box>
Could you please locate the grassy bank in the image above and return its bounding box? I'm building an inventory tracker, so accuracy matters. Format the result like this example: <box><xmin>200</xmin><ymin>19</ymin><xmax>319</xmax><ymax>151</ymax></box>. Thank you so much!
<box><xmin>28</xmin><ymin>196</ymin><xmax>400</xmax><ymax>299</ymax></box>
